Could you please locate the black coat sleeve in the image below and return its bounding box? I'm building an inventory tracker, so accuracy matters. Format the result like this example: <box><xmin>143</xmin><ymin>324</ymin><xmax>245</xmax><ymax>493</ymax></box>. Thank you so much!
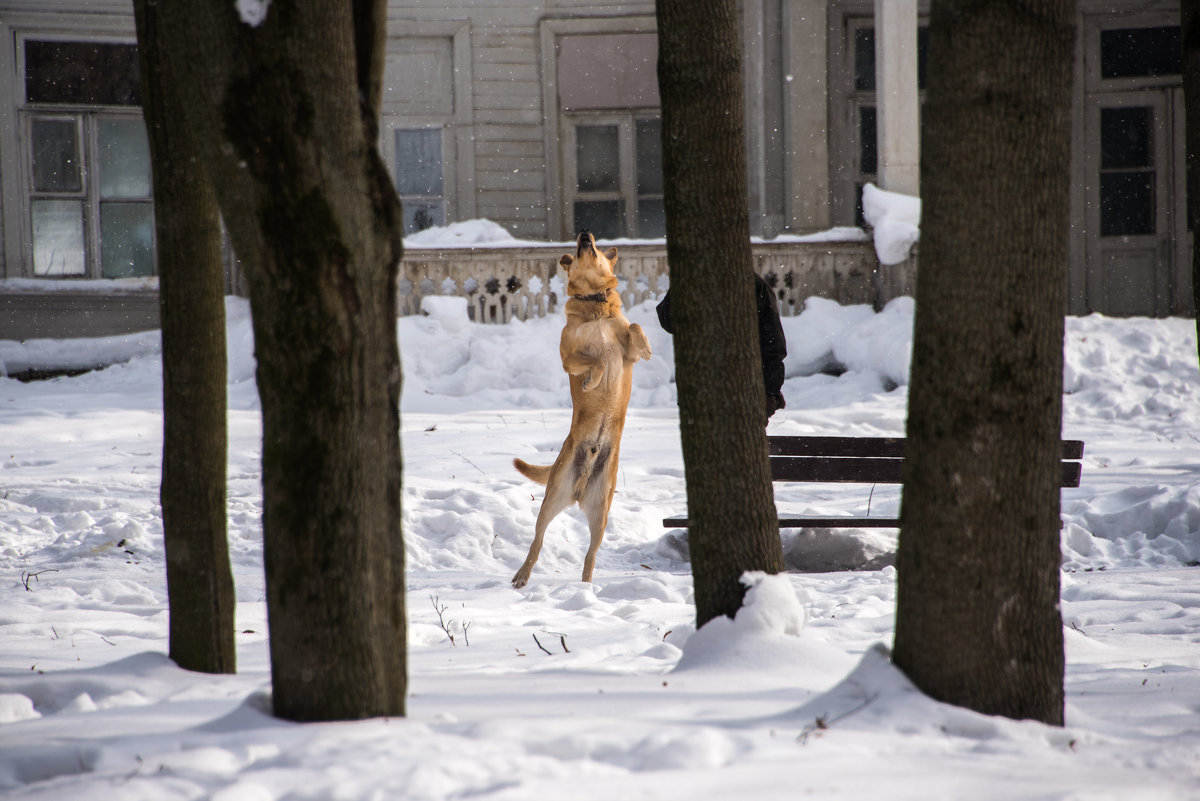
<box><xmin>656</xmin><ymin>290</ymin><xmax>674</xmax><ymax>334</ymax></box>
<box><xmin>755</xmin><ymin>275</ymin><xmax>787</xmax><ymax>395</ymax></box>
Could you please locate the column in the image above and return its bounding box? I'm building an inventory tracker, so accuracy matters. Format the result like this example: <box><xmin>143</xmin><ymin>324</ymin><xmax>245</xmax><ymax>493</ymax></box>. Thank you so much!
<box><xmin>783</xmin><ymin>0</ymin><xmax>830</xmax><ymax>232</ymax></box>
<box><xmin>874</xmin><ymin>0</ymin><xmax>920</xmax><ymax>196</ymax></box>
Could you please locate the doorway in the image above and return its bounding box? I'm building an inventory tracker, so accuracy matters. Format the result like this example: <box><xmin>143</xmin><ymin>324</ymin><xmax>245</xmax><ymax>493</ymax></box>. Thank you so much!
<box><xmin>1079</xmin><ymin>19</ymin><xmax>1189</xmax><ymax>317</ymax></box>
<box><xmin>1084</xmin><ymin>87</ymin><xmax>1189</xmax><ymax>315</ymax></box>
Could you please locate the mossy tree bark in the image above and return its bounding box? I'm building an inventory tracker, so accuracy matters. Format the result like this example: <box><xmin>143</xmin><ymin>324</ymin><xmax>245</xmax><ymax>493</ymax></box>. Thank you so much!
<box><xmin>150</xmin><ymin>0</ymin><xmax>407</xmax><ymax>721</ymax></box>
<box><xmin>893</xmin><ymin>0</ymin><xmax>1075</xmax><ymax>725</ymax></box>
<box><xmin>656</xmin><ymin>0</ymin><xmax>786</xmax><ymax>627</ymax></box>
<box><xmin>133</xmin><ymin>0</ymin><xmax>235</xmax><ymax>675</ymax></box>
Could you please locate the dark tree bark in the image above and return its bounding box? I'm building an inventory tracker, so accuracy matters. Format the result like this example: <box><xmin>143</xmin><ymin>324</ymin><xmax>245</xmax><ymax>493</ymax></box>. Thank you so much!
<box><xmin>152</xmin><ymin>1</ymin><xmax>407</xmax><ymax>721</ymax></box>
<box><xmin>133</xmin><ymin>0</ymin><xmax>235</xmax><ymax>675</ymax></box>
<box><xmin>892</xmin><ymin>0</ymin><xmax>1075</xmax><ymax>725</ymax></box>
<box><xmin>1183</xmin><ymin>4</ymin><xmax>1200</xmax><ymax>355</ymax></box>
<box><xmin>656</xmin><ymin>0</ymin><xmax>785</xmax><ymax>627</ymax></box>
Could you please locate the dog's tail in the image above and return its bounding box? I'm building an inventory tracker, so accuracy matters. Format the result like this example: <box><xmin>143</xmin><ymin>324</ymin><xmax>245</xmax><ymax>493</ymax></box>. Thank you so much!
<box><xmin>513</xmin><ymin>458</ymin><xmax>552</xmax><ymax>485</ymax></box>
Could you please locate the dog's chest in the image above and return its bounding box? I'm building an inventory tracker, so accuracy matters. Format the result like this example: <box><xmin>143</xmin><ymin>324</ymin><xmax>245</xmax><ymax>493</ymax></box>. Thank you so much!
<box><xmin>563</xmin><ymin>317</ymin><xmax>612</xmax><ymax>352</ymax></box>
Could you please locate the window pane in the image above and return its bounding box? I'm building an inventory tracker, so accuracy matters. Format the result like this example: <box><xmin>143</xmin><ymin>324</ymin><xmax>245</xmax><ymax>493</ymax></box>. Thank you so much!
<box><xmin>636</xmin><ymin>119</ymin><xmax>662</xmax><ymax>195</ymax></box>
<box><xmin>395</xmin><ymin>129</ymin><xmax>443</xmax><ymax>196</ymax></box>
<box><xmin>1101</xmin><ymin>107</ymin><xmax>1151</xmax><ymax>169</ymax></box>
<box><xmin>1101</xmin><ymin>27</ymin><xmax>1181</xmax><ymax>79</ymax></box>
<box><xmin>101</xmin><ymin>202</ymin><xmax>154</xmax><ymax>277</ymax></box>
<box><xmin>860</xmin><ymin>106</ymin><xmax>877</xmax><ymax>175</ymax></box>
<box><xmin>31</xmin><ymin>119</ymin><xmax>81</xmax><ymax>193</ymax></box>
<box><xmin>25</xmin><ymin>40</ymin><xmax>141</xmax><ymax>105</ymax></box>
<box><xmin>1100</xmin><ymin>172</ymin><xmax>1155</xmax><ymax>237</ymax></box>
<box><xmin>32</xmin><ymin>199</ymin><xmax>85</xmax><ymax>275</ymax></box>
<box><xmin>99</xmin><ymin>118</ymin><xmax>151</xmax><ymax>199</ymax></box>
<box><xmin>573</xmin><ymin>200</ymin><xmax>622</xmax><ymax>240</ymax></box>
<box><xmin>854</xmin><ymin>29</ymin><xmax>875</xmax><ymax>91</ymax></box>
<box><xmin>855</xmin><ymin>27</ymin><xmax>929</xmax><ymax>92</ymax></box>
<box><xmin>638</xmin><ymin>198</ymin><xmax>665</xmax><ymax>239</ymax></box>
<box><xmin>917</xmin><ymin>27</ymin><xmax>929</xmax><ymax>90</ymax></box>
<box><xmin>576</xmin><ymin>126</ymin><xmax>619</xmax><ymax>192</ymax></box>
<box><xmin>402</xmin><ymin>201</ymin><xmax>445</xmax><ymax>235</ymax></box>
<box><xmin>1190</xmin><ymin>168</ymin><xmax>1196</xmax><ymax>233</ymax></box>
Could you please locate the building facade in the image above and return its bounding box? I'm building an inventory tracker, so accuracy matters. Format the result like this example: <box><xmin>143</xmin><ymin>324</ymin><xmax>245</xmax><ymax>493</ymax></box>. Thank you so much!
<box><xmin>0</xmin><ymin>0</ymin><xmax>1188</xmax><ymax>339</ymax></box>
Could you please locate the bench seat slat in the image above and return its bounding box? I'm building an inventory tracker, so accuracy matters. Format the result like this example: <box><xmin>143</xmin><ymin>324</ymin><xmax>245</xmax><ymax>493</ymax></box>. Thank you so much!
<box><xmin>662</xmin><ymin>516</ymin><xmax>900</xmax><ymax>529</ymax></box>
<box><xmin>771</xmin><ymin>456</ymin><xmax>904</xmax><ymax>483</ymax></box>
<box><xmin>768</xmin><ymin>436</ymin><xmax>1085</xmax><ymax>460</ymax></box>
<box><xmin>771</xmin><ymin>456</ymin><xmax>1083</xmax><ymax>486</ymax></box>
<box><xmin>769</xmin><ymin>436</ymin><xmax>906</xmax><ymax>458</ymax></box>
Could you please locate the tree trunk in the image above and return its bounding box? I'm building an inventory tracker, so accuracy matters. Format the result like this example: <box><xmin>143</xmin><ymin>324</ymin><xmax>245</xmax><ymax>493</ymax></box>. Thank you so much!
<box><xmin>155</xmin><ymin>1</ymin><xmax>407</xmax><ymax>721</ymax></box>
<box><xmin>1183</xmin><ymin>4</ymin><xmax>1200</xmax><ymax>355</ymax></box>
<box><xmin>656</xmin><ymin>0</ymin><xmax>785</xmax><ymax>627</ymax></box>
<box><xmin>892</xmin><ymin>0</ymin><xmax>1075</xmax><ymax>725</ymax></box>
<box><xmin>133</xmin><ymin>0</ymin><xmax>235</xmax><ymax>675</ymax></box>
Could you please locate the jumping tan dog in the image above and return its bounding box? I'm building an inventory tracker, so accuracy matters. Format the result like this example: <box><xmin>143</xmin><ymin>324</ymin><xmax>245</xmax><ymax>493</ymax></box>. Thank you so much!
<box><xmin>511</xmin><ymin>232</ymin><xmax>652</xmax><ymax>588</ymax></box>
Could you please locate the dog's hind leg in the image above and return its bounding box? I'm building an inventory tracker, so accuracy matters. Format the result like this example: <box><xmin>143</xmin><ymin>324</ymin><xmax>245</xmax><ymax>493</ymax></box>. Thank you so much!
<box><xmin>512</xmin><ymin>469</ymin><xmax>574</xmax><ymax>588</ymax></box>
<box><xmin>579</xmin><ymin>491</ymin><xmax>613</xmax><ymax>585</ymax></box>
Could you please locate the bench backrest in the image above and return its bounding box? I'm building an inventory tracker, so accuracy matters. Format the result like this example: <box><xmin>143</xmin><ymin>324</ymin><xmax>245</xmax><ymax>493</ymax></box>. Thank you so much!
<box><xmin>767</xmin><ymin>436</ymin><xmax>1084</xmax><ymax>487</ymax></box>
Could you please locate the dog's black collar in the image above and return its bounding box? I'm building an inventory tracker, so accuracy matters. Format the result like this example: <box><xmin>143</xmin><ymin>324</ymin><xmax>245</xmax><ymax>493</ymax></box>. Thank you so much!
<box><xmin>572</xmin><ymin>288</ymin><xmax>611</xmax><ymax>303</ymax></box>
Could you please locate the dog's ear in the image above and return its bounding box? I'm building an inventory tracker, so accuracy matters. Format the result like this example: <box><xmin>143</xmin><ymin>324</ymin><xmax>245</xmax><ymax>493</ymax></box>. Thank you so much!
<box><xmin>559</xmin><ymin>254</ymin><xmax>574</xmax><ymax>271</ymax></box>
<box><xmin>604</xmin><ymin>247</ymin><xmax>618</xmax><ymax>265</ymax></box>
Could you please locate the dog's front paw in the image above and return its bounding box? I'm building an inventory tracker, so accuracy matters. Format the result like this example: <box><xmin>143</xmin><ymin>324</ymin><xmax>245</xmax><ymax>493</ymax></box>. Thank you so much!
<box><xmin>581</xmin><ymin>363</ymin><xmax>607</xmax><ymax>391</ymax></box>
<box><xmin>511</xmin><ymin>566</ymin><xmax>532</xmax><ymax>588</ymax></box>
<box><xmin>625</xmin><ymin>323</ymin><xmax>652</xmax><ymax>361</ymax></box>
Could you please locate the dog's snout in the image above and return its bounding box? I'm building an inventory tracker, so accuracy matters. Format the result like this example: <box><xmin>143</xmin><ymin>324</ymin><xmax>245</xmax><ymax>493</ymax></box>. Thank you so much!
<box><xmin>576</xmin><ymin>230</ymin><xmax>595</xmax><ymax>255</ymax></box>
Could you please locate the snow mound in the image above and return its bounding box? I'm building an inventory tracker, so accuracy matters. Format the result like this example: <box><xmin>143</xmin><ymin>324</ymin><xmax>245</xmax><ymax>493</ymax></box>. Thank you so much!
<box><xmin>788</xmin><ymin>644</ymin><xmax>1079</xmax><ymax>751</ymax></box>
<box><xmin>0</xmin><ymin>694</ymin><xmax>40</xmax><ymax>724</ymax></box>
<box><xmin>781</xmin><ymin>529</ymin><xmax>897</xmax><ymax>572</ymax></box>
<box><xmin>672</xmin><ymin>572</ymin><xmax>808</xmax><ymax>672</ymax></box>
<box><xmin>0</xmin><ymin>329</ymin><xmax>161</xmax><ymax>375</ymax></box>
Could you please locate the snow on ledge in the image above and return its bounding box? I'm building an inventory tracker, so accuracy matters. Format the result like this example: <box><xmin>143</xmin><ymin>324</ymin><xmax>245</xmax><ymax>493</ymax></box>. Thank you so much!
<box><xmin>862</xmin><ymin>183</ymin><xmax>921</xmax><ymax>266</ymax></box>
<box><xmin>0</xmin><ymin>277</ymin><xmax>159</xmax><ymax>294</ymax></box>
<box><xmin>402</xmin><ymin>218</ymin><xmax>870</xmax><ymax>251</ymax></box>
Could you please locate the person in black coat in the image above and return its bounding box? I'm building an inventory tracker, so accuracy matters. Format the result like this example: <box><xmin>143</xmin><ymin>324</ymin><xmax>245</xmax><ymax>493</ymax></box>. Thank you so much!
<box><xmin>655</xmin><ymin>273</ymin><xmax>788</xmax><ymax>421</ymax></box>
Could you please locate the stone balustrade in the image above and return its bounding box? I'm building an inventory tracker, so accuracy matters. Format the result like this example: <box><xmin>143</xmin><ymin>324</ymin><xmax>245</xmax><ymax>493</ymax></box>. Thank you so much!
<box><xmin>400</xmin><ymin>239</ymin><xmax>914</xmax><ymax>323</ymax></box>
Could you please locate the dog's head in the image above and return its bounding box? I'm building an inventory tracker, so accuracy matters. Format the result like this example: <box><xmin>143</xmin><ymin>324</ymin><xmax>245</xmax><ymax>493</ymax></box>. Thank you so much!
<box><xmin>559</xmin><ymin>231</ymin><xmax>619</xmax><ymax>298</ymax></box>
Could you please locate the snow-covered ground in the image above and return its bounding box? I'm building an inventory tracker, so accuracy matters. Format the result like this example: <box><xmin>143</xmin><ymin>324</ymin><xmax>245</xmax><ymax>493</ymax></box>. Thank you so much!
<box><xmin>2</xmin><ymin>244</ymin><xmax>1199</xmax><ymax>798</ymax></box>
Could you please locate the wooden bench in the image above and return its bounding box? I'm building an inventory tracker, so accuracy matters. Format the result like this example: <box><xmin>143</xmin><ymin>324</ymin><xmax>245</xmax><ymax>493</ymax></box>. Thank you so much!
<box><xmin>662</xmin><ymin>435</ymin><xmax>1085</xmax><ymax>529</ymax></box>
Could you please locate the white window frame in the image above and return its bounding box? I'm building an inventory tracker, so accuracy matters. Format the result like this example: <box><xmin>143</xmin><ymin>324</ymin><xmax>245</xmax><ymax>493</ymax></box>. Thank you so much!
<box><xmin>386</xmin><ymin>123</ymin><xmax>450</xmax><ymax>235</ymax></box>
<box><xmin>560</xmin><ymin>111</ymin><xmax>663</xmax><ymax>240</ymax></box>
<box><xmin>540</xmin><ymin>15</ymin><xmax>658</xmax><ymax>240</ymax></box>
<box><xmin>380</xmin><ymin>21</ymin><xmax>474</xmax><ymax>234</ymax></box>
<box><xmin>12</xmin><ymin>32</ymin><xmax>153</xmax><ymax>280</ymax></box>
